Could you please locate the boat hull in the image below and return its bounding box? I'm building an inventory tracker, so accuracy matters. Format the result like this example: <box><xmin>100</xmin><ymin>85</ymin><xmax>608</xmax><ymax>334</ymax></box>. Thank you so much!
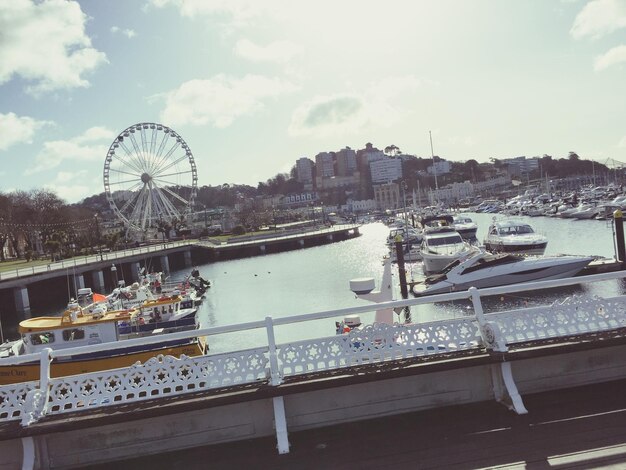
<box><xmin>484</xmin><ymin>241</ymin><xmax>547</xmax><ymax>256</ymax></box>
<box><xmin>0</xmin><ymin>338</ymin><xmax>207</xmax><ymax>385</ymax></box>
<box><xmin>417</xmin><ymin>259</ymin><xmax>592</xmax><ymax>296</ymax></box>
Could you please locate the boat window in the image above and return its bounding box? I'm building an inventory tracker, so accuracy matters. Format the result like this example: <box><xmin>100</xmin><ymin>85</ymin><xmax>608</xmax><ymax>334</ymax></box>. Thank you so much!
<box><xmin>428</xmin><ymin>235</ymin><xmax>463</xmax><ymax>246</ymax></box>
<box><xmin>62</xmin><ymin>328</ymin><xmax>85</xmax><ymax>342</ymax></box>
<box><xmin>30</xmin><ymin>332</ymin><xmax>55</xmax><ymax>345</ymax></box>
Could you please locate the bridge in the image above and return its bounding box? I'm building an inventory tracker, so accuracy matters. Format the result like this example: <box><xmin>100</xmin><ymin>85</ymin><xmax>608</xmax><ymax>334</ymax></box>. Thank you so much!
<box><xmin>1</xmin><ymin>270</ymin><xmax>626</xmax><ymax>468</ymax></box>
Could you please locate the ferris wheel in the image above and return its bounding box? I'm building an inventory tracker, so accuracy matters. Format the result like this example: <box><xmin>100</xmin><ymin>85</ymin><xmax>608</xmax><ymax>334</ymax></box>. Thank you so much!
<box><xmin>103</xmin><ymin>123</ymin><xmax>198</xmax><ymax>236</ymax></box>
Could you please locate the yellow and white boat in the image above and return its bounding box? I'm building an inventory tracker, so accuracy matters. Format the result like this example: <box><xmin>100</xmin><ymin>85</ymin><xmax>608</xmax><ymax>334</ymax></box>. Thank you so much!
<box><xmin>0</xmin><ymin>304</ymin><xmax>207</xmax><ymax>385</ymax></box>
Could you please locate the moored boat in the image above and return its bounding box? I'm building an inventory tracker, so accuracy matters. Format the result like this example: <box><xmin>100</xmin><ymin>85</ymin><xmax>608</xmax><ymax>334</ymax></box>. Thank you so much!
<box><xmin>413</xmin><ymin>251</ymin><xmax>594</xmax><ymax>296</ymax></box>
<box><xmin>420</xmin><ymin>229</ymin><xmax>478</xmax><ymax>274</ymax></box>
<box><xmin>0</xmin><ymin>304</ymin><xmax>207</xmax><ymax>385</ymax></box>
<box><xmin>484</xmin><ymin>219</ymin><xmax>548</xmax><ymax>256</ymax></box>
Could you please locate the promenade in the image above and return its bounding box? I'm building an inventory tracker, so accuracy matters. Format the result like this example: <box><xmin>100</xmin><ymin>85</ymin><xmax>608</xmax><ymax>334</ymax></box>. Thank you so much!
<box><xmin>88</xmin><ymin>377</ymin><xmax>626</xmax><ymax>469</ymax></box>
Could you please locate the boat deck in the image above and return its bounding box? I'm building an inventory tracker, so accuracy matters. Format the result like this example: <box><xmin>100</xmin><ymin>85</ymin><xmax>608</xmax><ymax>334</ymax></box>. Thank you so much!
<box><xmin>84</xmin><ymin>377</ymin><xmax>626</xmax><ymax>470</ymax></box>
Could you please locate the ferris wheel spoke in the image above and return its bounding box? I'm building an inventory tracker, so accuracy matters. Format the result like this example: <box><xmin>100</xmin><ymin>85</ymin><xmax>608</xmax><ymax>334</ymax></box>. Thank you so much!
<box><xmin>150</xmin><ymin>140</ymin><xmax>181</xmax><ymax>176</ymax></box>
<box><xmin>109</xmin><ymin>177</ymin><xmax>144</xmax><ymax>186</ymax></box>
<box><xmin>152</xmin><ymin>185</ymin><xmax>180</xmax><ymax>220</ymax></box>
<box><xmin>111</xmin><ymin>147</ymin><xmax>144</xmax><ymax>174</ymax></box>
<box><xmin>152</xmin><ymin>177</ymin><xmax>189</xmax><ymax>187</ymax></box>
<box><xmin>117</xmin><ymin>184</ymin><xmax>144</xmax><ymax>216</ymax></box>
<box><xmin>109</xmin><ymin>168</ymin><xmax>142</xmax><ymax>178</ymax></box>
<box><xmin>160</xmin><ymin>185</ymin><xmax>191</xmax><ymax>206</ymax></box>
<box><xmin>154</xmin><ymin>170</ymin><xmax>193</xmax><ymax>180</ymax></box>
<box><xmin>117</xmin><ymin>141</ymin><xmax>147</xmax><ymax>173</ymax></box>
<box><xmin>129</xmin><ymin>133</ymin><xmax>150</xmax><ymax>171</ymax></box>
<box><xmin>153</xmin><ymin>154</ymin><xmax>188</xmax><ymax>177</ymax></box>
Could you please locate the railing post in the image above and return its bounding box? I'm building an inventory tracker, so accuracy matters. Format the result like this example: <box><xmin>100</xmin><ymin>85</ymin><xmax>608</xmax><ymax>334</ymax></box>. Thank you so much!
<box><xmin>265</xmin><ymin>316</ymin><xmax>282</xmax><ymax>386</ymax></box>
<box><xmin>21</xmin><ymin>347</ymin><xmax>52</xmax><ymax>426</ymax></box>
<box><xmin>469</xmin><ymin>287</ymin><xmax>507</xmax><ymax>352</ymax></box>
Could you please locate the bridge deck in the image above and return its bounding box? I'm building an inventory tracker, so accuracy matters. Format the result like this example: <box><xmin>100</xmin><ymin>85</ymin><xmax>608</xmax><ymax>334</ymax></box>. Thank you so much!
<box><xmin>86</xmin><ymin>377</ymin><xmax>626</xmax><ymax>469</ymax></box>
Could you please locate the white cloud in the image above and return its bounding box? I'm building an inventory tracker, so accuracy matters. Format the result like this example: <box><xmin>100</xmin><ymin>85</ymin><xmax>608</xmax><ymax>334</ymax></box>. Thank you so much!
<box><xmin>0</xmin><ymin>0</ymin><xmax>107</xmax><ymax>95</ymax></box>
<box><xmin>43</xmin><ymin>170</ymin><xmax>93</xmax><ymax>203</ymax></box>
<box><xmin>571</xmin><ymin>0</ymin><xmax>626</xmax><ymax>39</ymax></box>
<box><xmin>618</xmin><ymin>136</ymin><xmax>626</xmax><ymax>147</ymax></box>
<box><xmin>111</xmin><ymin>26</ymin><xmax>137</xmax><ymax>38</ymax></box>
<box><xmin>289</xmin><ymin>76</ymin><xmax>421</xmax><ymax>137</ymax></box>
<box><xmin>26</xmin><ymin>126</ymin><xmax>115</xmax><ymax>175</ymax></box>
<box><xmin>0</xmin><ymin>112</ymin><xmax>51</xmax><ymax>151</ymax></box>
<box><xmin>148</xmin><ymin>0</ymin><xmax>265</xmax><ymax>26</ymax></box>
<box><xmin>160</xmin><ymin>74</ymin><xmax>299</xmax><ymax>127</ymax></box>
<box><xmin>594</xmin><ymin>44</ymin><xmax>626</xmax><ymax>69</ymax></box>
<box><xmin>234</xmin><ymin>39</ymin><xmax>301</xmax><ymax>63</ymax></box>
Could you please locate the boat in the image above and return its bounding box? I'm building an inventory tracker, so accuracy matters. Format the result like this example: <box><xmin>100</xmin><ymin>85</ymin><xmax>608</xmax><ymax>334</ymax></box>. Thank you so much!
<box><xmin>117</xmin><ymin>293</ymin><xmax>198</xmax><ymax>335</ymax></box>
<box><xmin>484</xmin><ymin>219</ymin><xmax>548</xmax><ymax>256</ymax></box>
<box><xmin>451</xmin><ymin>215</ymin><xmax>478</xmax><ymax>239</ymax></box>
<box><xmin>420</xmin><ymin>228</ymin><xmax>478</xmax><ymax>274</ymax></box>
<box><xmin>387</xmin><ymin>226</ymin><xmax>423</xmax><ymax>245</ymax></box>
<box><xmin>389</xmin><ymin>243</ymin><xmax>422</xmax><ymax>263</ymax></box>
<box><xmin>0</xmin><ymin>304</ymin><xmax>207</xmax><ymax>385</ymax></box>
<box><xmin>413</xmin><ymin>251</ymin><xmax>595</xmax><ymax>296</ymax></box>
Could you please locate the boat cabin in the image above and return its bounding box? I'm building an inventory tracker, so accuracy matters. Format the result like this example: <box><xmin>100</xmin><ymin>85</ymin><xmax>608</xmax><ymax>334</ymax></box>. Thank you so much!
<box><xmin>19</xmin><ymin>307</ymin><xmax>132</xmax><ymax>355</ymax></box>
<box><xmin>488</xmin><ymin>221</ymin><xmax>535</xmax><ymax>236</ymax></box>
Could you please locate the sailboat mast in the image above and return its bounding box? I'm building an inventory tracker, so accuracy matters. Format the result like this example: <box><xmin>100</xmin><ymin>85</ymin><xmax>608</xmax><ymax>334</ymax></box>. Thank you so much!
<box><xmin>429</xmin><ymin>131</ymin><xmax>439</xmax><ymax>204</ymax></box>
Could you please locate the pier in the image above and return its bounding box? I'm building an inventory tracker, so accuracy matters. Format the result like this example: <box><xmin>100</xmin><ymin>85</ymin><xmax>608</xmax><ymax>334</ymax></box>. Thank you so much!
<box><xmin>2</xmin><ymin>269</ymin><xmax>626</xmax><ymax>469</ymax></box>
<box><xmin>0</xmin><ymin>224</ymin><xmax>360</xmax><ymax>315</ymax></box>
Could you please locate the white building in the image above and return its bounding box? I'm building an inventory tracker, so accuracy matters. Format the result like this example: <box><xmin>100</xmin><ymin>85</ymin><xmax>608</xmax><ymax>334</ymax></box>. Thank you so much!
<box><xmin>342</xmin><ymin>199</ymin><xmax>377</xmax><ymax>213</ymax></box>
<box><xmin>427</xmin><ymin>160</ymin><xmax>452</xmax><ymax>176</ymax></box>
<box><xmin>430</xmin><ymin>181</ymin><xmax>474</xmax><ymax>205</ymax></box>
<box><xmin>370</xmin><ymin>158</ymin><xmax>403</xmax><ymax>184</ymax></box>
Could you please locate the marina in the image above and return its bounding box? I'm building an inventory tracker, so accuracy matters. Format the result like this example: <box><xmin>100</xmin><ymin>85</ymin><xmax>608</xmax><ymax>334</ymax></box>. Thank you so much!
<box><xmin>2</xmin><ymin>214</ymin><xmax>626</xmax><ymax>468</ymax></box>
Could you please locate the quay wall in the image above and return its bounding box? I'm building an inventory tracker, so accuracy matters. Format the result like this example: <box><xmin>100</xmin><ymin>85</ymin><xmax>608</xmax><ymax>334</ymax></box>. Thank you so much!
<box><xmin>6</xmin><ymin>341</ymin><xmax>626</xmax><ymax>469</ymax></box>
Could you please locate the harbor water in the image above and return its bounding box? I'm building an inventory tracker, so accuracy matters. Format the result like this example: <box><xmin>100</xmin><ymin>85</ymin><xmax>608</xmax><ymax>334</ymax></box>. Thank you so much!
<box><xmin>171</xmin><ymin>214</ymin><xmax>624</xmax><ymax>353</ymax></box>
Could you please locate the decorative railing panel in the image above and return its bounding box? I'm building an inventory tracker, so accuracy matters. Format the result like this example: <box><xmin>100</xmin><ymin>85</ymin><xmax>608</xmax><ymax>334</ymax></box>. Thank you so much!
<box><xmin>0</xmin><ymin>381</ymin><xmax>36</xmax><ymax>422</ymax></box>
<box><xmin>278</xmin><ymin>318</ymin><xmax>482</xmax><ymax>377</ymax></box>
<box><xmin>489</xmin><ymin>295</ymin><xmax>626</xmax><ymax>345</ymax></box>
<box><xmin>43</xmin><ymin>348</ymin><xmax>269</xmax><ymax>416</ymax></box>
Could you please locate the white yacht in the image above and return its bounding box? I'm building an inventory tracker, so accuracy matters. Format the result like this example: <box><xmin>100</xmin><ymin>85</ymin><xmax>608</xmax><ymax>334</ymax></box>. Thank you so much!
<box><xmin>451</xmin><ymin>215</ymin><xmax>478</xmax><ymax>239</ymax></box>
<box><xmin>420</xmin><ymin>228</ymin><xmax>477</xmax><ymax>274</ymax></box>
<box><xmin>484</xmin><ymin>219</ymin><xmax>547</xmax><ymax>256</ymax></box>
<box><xmin>413</xmin><ymin>251</ymin><xmax>594</xmax><ymax>296</ymax></box>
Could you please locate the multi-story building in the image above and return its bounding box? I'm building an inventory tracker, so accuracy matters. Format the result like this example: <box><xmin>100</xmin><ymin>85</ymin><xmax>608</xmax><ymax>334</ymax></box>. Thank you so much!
<box><xmin>296</xmin><ymin>157</ymin><xmax>314</xmax><ymax>185</ymax></box>
<box><xmin>335</xmin><ymin>147</ymin><xmax>357</xmax><ymax>176</ymax></box>
<box><xmin>427</xmin><ymin>160</ymin><xmax>452</xmax><ymax>176</ymax></box>
<box><xmin>370</xmin><ymin>158</ymin><xmax>403</xmax><ymax>184</ymax></box>
<box><xmin>373</xmin><ymin>182</ymin><xmax>401</xmax><ymax>210</ymax></box>
<box><xmin>501</xmin><ymin>156</ymin><xmax>540</xmax><ymax>176</ymax></box>
<box><xmin>430</xmin><ymin>181</ymin><xmax>474</xmax><ymax>205</ymax></box>
<box><xmin>315</xmin><ymin>152</ymin><xmax>335</xmax><ymax>178</ymax></box>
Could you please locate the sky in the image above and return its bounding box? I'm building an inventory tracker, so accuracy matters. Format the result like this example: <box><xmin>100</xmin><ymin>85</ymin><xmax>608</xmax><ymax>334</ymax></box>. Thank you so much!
<box><xmin>1</xmin><ymin>0</ymin><xmax>626</xmax><ymax>203</ymax></box>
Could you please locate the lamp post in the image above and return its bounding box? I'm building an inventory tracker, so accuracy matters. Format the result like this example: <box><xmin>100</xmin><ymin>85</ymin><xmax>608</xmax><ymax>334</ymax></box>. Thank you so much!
<box><xmin>203</xmin><ymin>205</ymin><xmax>208</xmax><ymax>233</ymax></box>
<box><xmin>111</xmin><ymin>264</ymin><xmax>118</xmax><ymax>288</ymax></box>
<box><xmin>94</xmin><ymin>214</ymin><xmax>103</xmax><ymax>261</ymax></box>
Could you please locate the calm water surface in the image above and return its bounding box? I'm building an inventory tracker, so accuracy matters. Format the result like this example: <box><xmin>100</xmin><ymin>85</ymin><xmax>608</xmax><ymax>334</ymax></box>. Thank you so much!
<box><xmin>168</xmin><ymin>214</ymin><xmax>624</xmax><ymax>353</ymax></box>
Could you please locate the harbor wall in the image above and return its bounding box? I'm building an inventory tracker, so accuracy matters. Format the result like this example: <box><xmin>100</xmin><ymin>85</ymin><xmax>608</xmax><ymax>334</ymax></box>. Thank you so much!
<box><xmin>8</xmin><ymin>342</ymin><xmax>626</xmax><ymax>469</ymax></box>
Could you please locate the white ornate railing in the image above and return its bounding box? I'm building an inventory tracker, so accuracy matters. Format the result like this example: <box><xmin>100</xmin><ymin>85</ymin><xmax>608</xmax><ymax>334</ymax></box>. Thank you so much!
<box><xmin>488</xmin><ymin>294</ymin><xmax>626</xmax><ymax>344</ymax></box>
<box><xmin>44</xmin><ymin>347</ymin><xmax>269</xmax><ymax>417</ymax></box>
<box><xmin>2</xmin><ymin>270</ymin><xmax>626</xmax><ymax>426</ymax></box>
<box><xmin>279</xmin><ymin>318</ymin><xmax>481</xmax><ymax>376</ymax></box>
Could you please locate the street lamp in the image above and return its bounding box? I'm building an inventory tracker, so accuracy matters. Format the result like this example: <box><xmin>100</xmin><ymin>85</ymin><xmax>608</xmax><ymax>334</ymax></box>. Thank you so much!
<box><xmin>94</xmin><ymin>214</ymin><xmax>103</xmax><ymax>261</ymax></box>
<box><xmin>111</xmin><ymin>264</ymin><xmax>118</xmax><ymax>287</ymax></box>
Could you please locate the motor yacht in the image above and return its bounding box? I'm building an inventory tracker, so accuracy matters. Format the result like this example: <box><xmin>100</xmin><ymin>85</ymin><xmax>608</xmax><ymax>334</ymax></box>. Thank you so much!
<box><xmin>451</xmin><ymin>215</ymin><xmax>478</xmax><ymax>239</ymax></box>
<box><xmin>420</xmin><ymin>228</ymin><xmax>478</xmax><ymax>274</ymax></box>
<box><xmin>413</xmin><ymin>251</ymin><xmax>594</xmax><ymax>296</ymax></box>
<box><xmin>484</xmin><ymin>219</ymin><xmax>547</xmax><ymax>255</ymax></box>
